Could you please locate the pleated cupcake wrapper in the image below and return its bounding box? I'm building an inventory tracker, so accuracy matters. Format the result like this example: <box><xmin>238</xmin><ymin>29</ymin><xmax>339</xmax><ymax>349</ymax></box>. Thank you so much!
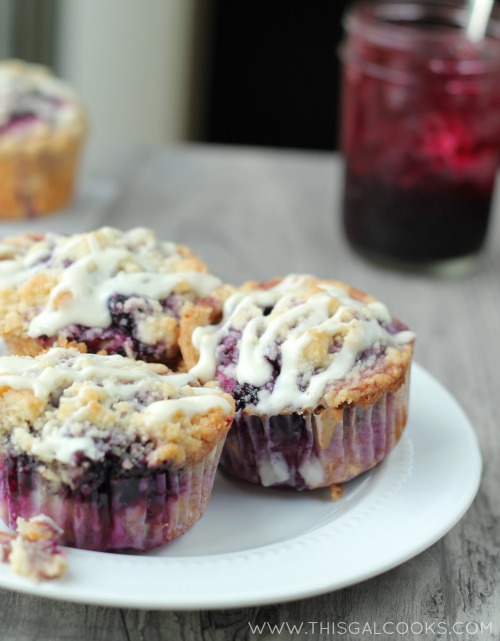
<box><xmin>0</xmin><ymin>132</ymin><xmax>84</xmax><ymax>220</ymax></box>
<box><xmin>0</xmin><ymin>442</ymin><xmax>223</xmax><ymax>551</ymax></box>
<box><xmin>220</xmin><ymin>378</ymin><xmax>409</xmax><ymax>490</ymax></box>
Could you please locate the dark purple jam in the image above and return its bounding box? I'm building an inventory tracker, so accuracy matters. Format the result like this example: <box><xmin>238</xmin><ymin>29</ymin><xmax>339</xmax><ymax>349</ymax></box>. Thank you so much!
<box><xmin>340</xmin><ymin>2</ymin><xmax>500</xmax><ymax>267</ymax></box>
<box><xmin>343</xmin><ymin>168</ymin><xmax>492</xmax><ymax>262</ymax></box>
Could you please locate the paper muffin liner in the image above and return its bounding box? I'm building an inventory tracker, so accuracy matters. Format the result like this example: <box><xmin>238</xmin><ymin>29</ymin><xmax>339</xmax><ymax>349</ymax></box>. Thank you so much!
<box><xmin>0</xmin><ymin>133</ymin><xmax>84</xmax><ymax>220</ymax></box>
<box><xmin>0</xmin><ymin>442</ymin><xmax>223</xmax><ymax>551</ymax></box>
<box><xmin>220</xmin><ymin>376</ymin><xmax>409</xmax><ymax>490</ymax></box>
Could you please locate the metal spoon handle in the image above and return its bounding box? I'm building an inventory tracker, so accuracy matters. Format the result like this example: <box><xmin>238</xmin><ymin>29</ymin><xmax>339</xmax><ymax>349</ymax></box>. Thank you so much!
<box><xmin>466</xmin><ymin>0</ymin><xmax>495</xmax><ymax>43</ymax></box>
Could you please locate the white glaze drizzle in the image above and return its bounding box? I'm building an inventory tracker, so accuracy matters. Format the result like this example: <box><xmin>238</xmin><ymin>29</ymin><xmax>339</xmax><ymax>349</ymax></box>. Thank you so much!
<box><xmin>0</xmin><ymin>348</ymin><xmax>230</xmax><ymax>409</ymax></box>
<box><xmin>144</xmin><ymin>392</ymin><xmax>232</xmax><ymax>425</ymax></box>
<box><xmin>257</xmin><ymin>456</ymin><xmax>290</xmax><ymax>487</ymax></box>
<box><xmin>190</xmin><ymin>275</ymin><xmax>415</xmax><ymax>414</ymax></box>
<box><xmin>298</xmin><ymin>457</ymin><xmax>325</xmax><ymax>487</ymax></box>
<box><xmin>0</xmin><ymin>227</ymin><xmax>221</xmax><ymax>338</ymax></box>
<box><xmin>0</xmin><ymin>238</ymin><xmax>50</xmax><ymax>287</ymax></box>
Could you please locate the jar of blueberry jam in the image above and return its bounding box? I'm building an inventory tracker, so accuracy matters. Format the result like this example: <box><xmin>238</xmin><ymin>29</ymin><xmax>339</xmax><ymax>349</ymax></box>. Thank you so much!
<box><xmin>340</xmin><ymin>1</ymin><xmax>500</xmax><ymax>274</ymax></box>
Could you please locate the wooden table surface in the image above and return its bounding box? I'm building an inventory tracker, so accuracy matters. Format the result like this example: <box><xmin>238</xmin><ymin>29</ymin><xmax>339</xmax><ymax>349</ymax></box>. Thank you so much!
<box><xmin>0</xmin><ymin>144</ymin><xmax>497</xmax><ymax>641</ymax></box>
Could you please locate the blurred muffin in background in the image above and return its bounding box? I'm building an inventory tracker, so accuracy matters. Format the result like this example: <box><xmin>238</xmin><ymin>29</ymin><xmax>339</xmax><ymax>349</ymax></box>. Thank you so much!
<box><xmin>0</xmin><ymin>60</ymin><xmax>86</xmax><ymax>220</ymax></box>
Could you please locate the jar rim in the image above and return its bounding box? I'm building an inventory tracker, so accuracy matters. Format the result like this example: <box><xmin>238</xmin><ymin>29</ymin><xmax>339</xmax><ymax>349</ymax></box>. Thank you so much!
<box><xmin>343</xmin><ymin>0</ymin><xmax>500</xmax><ymax>70</ymax></box>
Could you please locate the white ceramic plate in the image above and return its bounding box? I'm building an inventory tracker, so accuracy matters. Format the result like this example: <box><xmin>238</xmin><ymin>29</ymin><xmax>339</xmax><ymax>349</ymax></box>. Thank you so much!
<box><xmin>0</xmin><ymin>363</ymin><xmax>482</xmax><ymax>610</ymax></box>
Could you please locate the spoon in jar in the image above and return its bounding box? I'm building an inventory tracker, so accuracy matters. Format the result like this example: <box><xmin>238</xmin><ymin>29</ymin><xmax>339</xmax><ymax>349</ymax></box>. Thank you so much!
<box><xmin>466</xmin><ymin>0</ymin><xmax>495</xmax><ymax>42</ymax></box>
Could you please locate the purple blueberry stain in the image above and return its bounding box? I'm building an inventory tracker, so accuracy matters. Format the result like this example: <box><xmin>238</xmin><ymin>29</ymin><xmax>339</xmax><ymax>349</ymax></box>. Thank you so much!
<box><xmin>231</xmin><ymin>383</ymin><xmax>261</xmax><ymax>411</ymax></box>
<box><xmin>2</xmin><ymin>88</ymin><xmax>67</xmax><ymax>135</ymax></box>
<box><xmin>216</xmin><ymin>328</ymin><xmax>241</xmax><ymax>367</ymax></box>
<box><xmin>382</xmin><ymin>318</ymin><xmax>409</xmax><ymax>335</ymax></box>
<box><xmin>0</xmin><ymin>112</ymin><xmax>38</xmax><ymax>134</ymax></box>
<box><xmin>36</xmin><ymin>293</ymin><xmax>181</xmax><ymax>364</ymax></box>
<box><xmin>328</xmin><ymin>335</ymin><xmax>343</xmax><ymax>354</ymax></box>
<box><xmin>160</xmin><ymin>295</ymin><xmax>183</xmax><ymax>320</ymax></box>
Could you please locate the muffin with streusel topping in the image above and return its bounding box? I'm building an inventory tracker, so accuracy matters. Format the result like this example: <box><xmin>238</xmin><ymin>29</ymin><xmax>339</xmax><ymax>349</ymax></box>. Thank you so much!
<box><xmin>0</xmin><ymin>59</ymin><xmax>86</xmax><ymax>219</ymax></box>
<box><xmin>0</xmin><ymin>347</ymin><xmax>234</xmax><ymax>550</ymax></box>
<box><xmin>180</xmin><ymin>274</ymin><xmax>415</xmax><ymax>491</ymax></box>
<box><xmin>0</xmin><ymin>226</ymin><xmax>222</xmax><ymax>366</ymax></box>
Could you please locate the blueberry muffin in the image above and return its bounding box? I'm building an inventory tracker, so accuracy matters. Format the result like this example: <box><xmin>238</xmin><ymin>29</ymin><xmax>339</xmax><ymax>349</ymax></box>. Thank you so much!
<box><xmin>0</xmin><ymin>347</ymin><xmax>234</xmax><ymax>551</ymax></box>
<box><xmin>0</xmin><ymin>226</ymin><xmax>222</xmax><ymax>366</ymax></box>
<box><xmin>0</xmin><ymin>59</ymin><xmax>86</xmax><ymax>219</ymax></box>
<box><xmin>180</xmin><ymin>274</ymin><xmax>415</xmax><ymax>491</ymax></box>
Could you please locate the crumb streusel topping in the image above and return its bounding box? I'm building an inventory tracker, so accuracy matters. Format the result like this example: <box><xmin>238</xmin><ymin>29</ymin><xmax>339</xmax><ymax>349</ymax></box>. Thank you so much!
<box><xmin>187</xmin><ymin>274</ymin><xmax>415</xmax><ymax>414</ymax></box>
<box><xmin>0</xmin><ymin>227</ymin><xmax>222</xmax><ymax>356</ymax></box>
<box><xmin>0</xmin><ymin>348</ymin><xmax>234</xmax><ymax>483</ymax></box>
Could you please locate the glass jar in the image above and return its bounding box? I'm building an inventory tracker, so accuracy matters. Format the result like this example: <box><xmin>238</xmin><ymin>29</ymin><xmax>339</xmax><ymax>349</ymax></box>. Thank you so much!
<box><xmin>340</xmin><ymin>1</ymin><xmax>500</xmax><ymax>274</ymax></box>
